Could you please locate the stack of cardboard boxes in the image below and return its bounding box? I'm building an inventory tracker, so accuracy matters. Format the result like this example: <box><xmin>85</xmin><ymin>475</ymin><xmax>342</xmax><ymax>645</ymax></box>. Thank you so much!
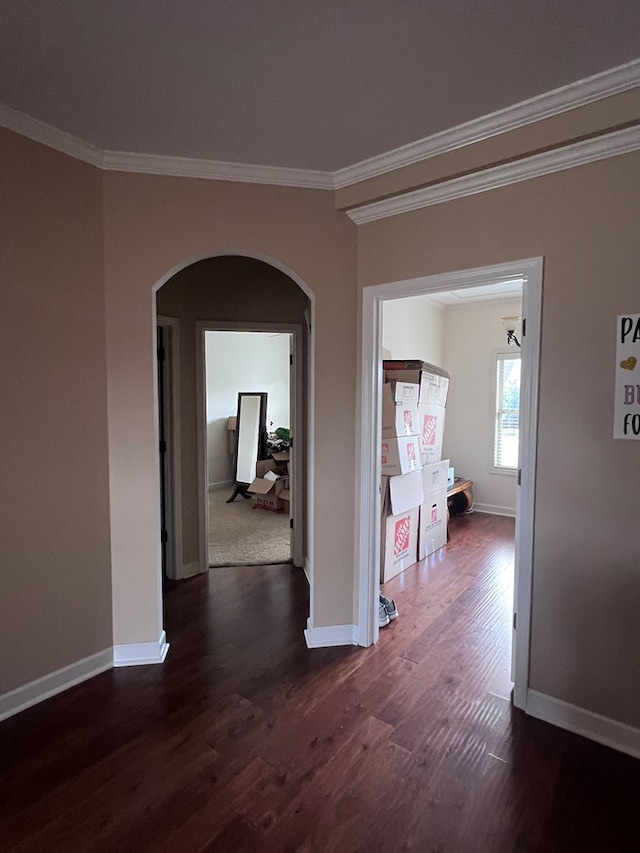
<box><xmin>380</xmin><ymin>360</ymin><xmax>450</xmax><ymax>583</ymax></box>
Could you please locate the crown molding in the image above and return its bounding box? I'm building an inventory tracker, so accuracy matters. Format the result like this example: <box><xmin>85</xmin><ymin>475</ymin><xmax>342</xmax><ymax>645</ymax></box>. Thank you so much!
<box><xmin>346</xmin><ymin>125</ymin><xmax>640</xmax><ymax>225</ymax></box>
<box><xmin>102</xmin><ymin>149</ymin><xmax>334</xmax><ymax>189</ymax></box>
<box><xmin>0</xmin><ymin>104</ymin><xmax>104</xmax><ymax>167</ymax></box>
<box><xmin>2</xmin><ymin>57</ymin><xmax>639</xmax><ymax>191</ymax></box>
<box><xmin>334</xmin><ymin>58</ymin><xmax>640</xmax><ymax>189</ymax></box>
<box><xmin>346</xmin><ymin>123</ymin><xmax>640</xmax><ymax>225</ymax></box>
<box><xmin>0</xmin><ymin>103</ymin><xmax>333</xmax><ymax>189</ymax></box>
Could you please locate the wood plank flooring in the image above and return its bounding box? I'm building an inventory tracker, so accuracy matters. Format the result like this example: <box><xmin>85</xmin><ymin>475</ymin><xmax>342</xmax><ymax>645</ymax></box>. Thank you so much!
<box><xmin>2</xmin><ymin>513</ymin><xmax>640</xmax><ymax>852</ymax></box>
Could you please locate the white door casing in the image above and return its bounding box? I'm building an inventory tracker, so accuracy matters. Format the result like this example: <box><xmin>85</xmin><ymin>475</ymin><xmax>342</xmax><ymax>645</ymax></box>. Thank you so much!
<box><xmin>356</xmin><ymin>257</ymin><xmax>543</xmax><ymax>711</ymax></box>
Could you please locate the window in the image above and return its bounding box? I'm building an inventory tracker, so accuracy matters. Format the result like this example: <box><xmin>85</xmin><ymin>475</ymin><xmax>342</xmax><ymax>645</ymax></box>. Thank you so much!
<box><xmin>494</xmin><ymin>352</ymin><xmax>521</xmax><ymax>472</ymax></box>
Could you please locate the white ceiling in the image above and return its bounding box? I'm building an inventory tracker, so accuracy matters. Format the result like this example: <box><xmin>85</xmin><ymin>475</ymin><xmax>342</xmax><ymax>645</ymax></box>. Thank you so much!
<box><xmin>1</xmin><ymin>1</ymin><xmax>639</xmax><ymax>172</ymax></box>
<box><xmin>428</xmin><ymin>279</ymin><xmax>523</xmax><ymax>306</ymax></box>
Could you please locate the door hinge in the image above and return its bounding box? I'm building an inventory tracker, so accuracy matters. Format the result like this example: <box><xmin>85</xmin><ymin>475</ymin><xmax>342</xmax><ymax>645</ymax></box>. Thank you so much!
<box><xmin>290</xmin><ymin>518</ymin><xmax>293</xmax><ymax>529</ymax></box>
<box><xmin>161</xmin><ymin>529</ymin><xmax>168</xmax><ymax>544</ymax></box>
<box><xmin>159</xmin><ymin>439</ymin><xmax>167</xmax><ymax>454</ymax></box>
<box><xmin>517</xmin><ymin>468</ymin><xmax>521</xmax><ymax>486</ymax></box>
<box><xmin>522</xmin><ymin>317</ymin><xmax>526</xmax><ymax>337</ymax></box>
<box><xmin>290</xmin><ymin>353</ymin><xmax>293</xmax><ymax>366</ymax></box>
<box><xmin>513</xmin><ymin>612</ymin><xmax>517</xmax><ymax>630</ymax></box>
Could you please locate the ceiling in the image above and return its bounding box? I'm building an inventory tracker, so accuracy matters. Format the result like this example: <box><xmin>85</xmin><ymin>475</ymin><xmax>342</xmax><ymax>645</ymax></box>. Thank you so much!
<box><xmin>1</xmin><ymin>1</ymin><xmax>639</xmax><ymax>173</ymax></box>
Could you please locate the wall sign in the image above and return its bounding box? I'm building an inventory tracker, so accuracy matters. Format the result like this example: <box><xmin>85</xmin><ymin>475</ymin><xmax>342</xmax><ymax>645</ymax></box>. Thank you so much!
<box><xmin>614</xmin><ymin>314</ymin><xmax>640</xmax><ymax>439</ymax></box>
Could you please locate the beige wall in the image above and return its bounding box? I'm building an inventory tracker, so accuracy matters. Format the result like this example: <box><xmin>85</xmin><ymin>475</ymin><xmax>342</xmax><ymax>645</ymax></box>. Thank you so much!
<box><xmin>156</xmin><ymin>257</ymin><xmax>309</xmax><ymax>566</ymax></box>
<box><xmin>103</xmin><ymin>174</ymin><xmax>358</xmax><ymax>640</ymax></box>
<box><xmin>0</xmin><ymin>129</ymin><xmax>112</xmax><ymax>693</ymax></box>
<box><xmin>382</xmin><ymin>294</ymin><xmax>445</xmax><ymax>365</ymax></box>
<box><xmin>4</xmin><ymin>100</ymin><xmax>640</xmax><ymax>741</ymax></box>
<box><xmin>357</xmin><ymin>151</ymin><xmax>640</xmax><ymax>727</ymax></box>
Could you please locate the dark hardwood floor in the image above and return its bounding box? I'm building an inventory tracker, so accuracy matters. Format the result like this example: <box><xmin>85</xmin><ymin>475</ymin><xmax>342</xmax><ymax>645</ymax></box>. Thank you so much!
<box><xmin>2</xmin><ymin>513</ymin><xmax>640</xmax><ymax>852</ymax></box>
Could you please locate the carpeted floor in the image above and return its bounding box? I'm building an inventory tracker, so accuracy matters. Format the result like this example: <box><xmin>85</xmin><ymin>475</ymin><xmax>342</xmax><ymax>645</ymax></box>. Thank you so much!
<box><xmin>208</xmin><ymin>486</ymin><xmax>291</xmax><ymax>566</ymax></box>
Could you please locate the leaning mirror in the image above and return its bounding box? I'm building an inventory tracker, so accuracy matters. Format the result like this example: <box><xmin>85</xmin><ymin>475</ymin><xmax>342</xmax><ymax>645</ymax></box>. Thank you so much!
<box><xmin>227</xmin><ymin>392</ymin><xmax>268</xmax><ymax>502</ymax></box>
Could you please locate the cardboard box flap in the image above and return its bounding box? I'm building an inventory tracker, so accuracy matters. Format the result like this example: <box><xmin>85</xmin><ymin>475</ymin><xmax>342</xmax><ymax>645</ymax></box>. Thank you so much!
<box><xmin>248</xmin><ymin>478</ymin><xmax>275</xmax><ymax>495</ymax></box>
<box><xmin>389</xmin><ymin>469</ymin><xmax>424</xmax><ymax>515</ymax></box>
<box><xmin>271</xmin><ymin>451</ymin><xmax>290</xmax><ymax>463</ymax></box>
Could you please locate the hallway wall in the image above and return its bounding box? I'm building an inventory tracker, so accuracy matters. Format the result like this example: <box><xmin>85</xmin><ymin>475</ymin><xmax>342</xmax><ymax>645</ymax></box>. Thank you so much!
<box><xmin>103</xmin><ymin>175</ymin><xmax>358</xmax><ymax>643</ymax></box>
<box><xmin>0</xmin><ymin>129</ymin><xmax>112</xmax><ymax>695</ymax></box>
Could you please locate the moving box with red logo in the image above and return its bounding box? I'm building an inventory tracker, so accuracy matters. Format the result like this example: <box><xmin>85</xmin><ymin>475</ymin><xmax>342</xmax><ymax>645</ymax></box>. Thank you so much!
<box><xmin>416</xmin><ymin>403</ymin><xmax>446</xmax><ymax>466</ymax></box>
<box><xmin>381</xmin><ymin>383</ymin><xmax>420</xmax><ymax>438</ymax></box>
<box><xmin>383</xmin><ymin>360</ymin><xmax>449</xmax><ymax>408</ymax></box>
<box><xmin>380</xmin><ymin>469</ymin><xmax>423</xmax><ymax>582</ymax></box>
<box><xmin>381</xmin><ymin>435</ymin><xmax>422</xmax><ymax>475</ymax></box>
<box><xmin>418</xmin><ymin>459</ymin><xmax>449</xmax><ymax>560</ymax></box>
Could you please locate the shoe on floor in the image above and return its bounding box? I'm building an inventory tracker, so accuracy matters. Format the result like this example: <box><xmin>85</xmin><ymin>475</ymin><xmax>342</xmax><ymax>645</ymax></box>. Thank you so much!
<box><xmin>379</xmin><ymin>601</ymin><xmax>390</xmax><ymax>628</ymax></box>
<box><xmin>380</xmin><ymin>594</ymin><xmax>399</xmax><ymax>621</ymax></box>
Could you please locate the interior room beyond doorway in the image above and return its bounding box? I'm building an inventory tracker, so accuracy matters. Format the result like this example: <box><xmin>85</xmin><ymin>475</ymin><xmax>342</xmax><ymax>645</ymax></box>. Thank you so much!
<box><xmin>205</xmin><ymin>330</ymin><xmax>293</xmax><ymax>567</ymax></box>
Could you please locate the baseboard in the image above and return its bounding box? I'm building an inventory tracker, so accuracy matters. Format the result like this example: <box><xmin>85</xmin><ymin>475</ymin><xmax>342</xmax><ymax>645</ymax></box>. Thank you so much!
<box><xmin>473</xmin><ymin>502</ymin><xmax>516</xmax><ymax>517</ymax></box>
<box><xmin>304</xmin><ymin>618</ymin><xmax>358</xmax><ymax>648</ymax></box>
<box><xmin>208</xmin><ymin>480</ymin><xmax>232</xmax><ymax>492</ymax></box>
<box><xmin>0</xmin><ymin>648</ymin><xmax>113</xmax><ymax>723</ymax></box>
<box><xmin>526</xmin><ymin>689</ymin><xmax>640</xmax><ymax>760</ymax></box>
<box><xmin>179</xmin><ymin>560</ymin><xmax>202</xmax><ymax>579</ymax></box>
<box><xmin>113</xmin><ymin>631</ymin><xmax>170</xmax><ymax>667</ymax></box>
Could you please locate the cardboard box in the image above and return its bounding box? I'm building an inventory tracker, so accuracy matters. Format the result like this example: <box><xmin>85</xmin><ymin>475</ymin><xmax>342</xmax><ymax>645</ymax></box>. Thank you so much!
<box><xmin>384</xmin><ymin>381</ymin><xmax>420</xmax><ymax>403</ymax></box>
<box><xmin>379</xmin><ymin>470</ymin><xmax>423</xmax><ymax>582</ymax></box>
<box><xmin>279</xmin><ymin>475</ymin><xmax>291</xmax><ymax>504</ymax></box>
<box><xmin>418</xmin><ymin>491</ymin><xmax>448</xmax><ymax>561</ymax></box>
<box><xmin>248</xmin><ymin>460</ymin><xmax>287</xmax><ymax>511</ymax></box>
<box><xmin>381</xmin><ymin>506</ymin><xmax>420</xmax><ymax>583</ymax></box>
<box><xmin>227</xmin><ymin>416</ymin><xmax>237</xmax><ymax>454</ymax></box>
<box><xmin>417</xmin><ymin>404</ymin><xmax>446</xmax><ymax>465</ymax></box>
<box><xmin>418</xmin><ymin>459</ymin><xmax>449</xmax><ymax>560</ymax></box>
<box><xmin>384</xmin><ymin>361</ymin><xmax>449</xmax><ymax>407</ymax></box>
<box><xmin>381</xmin><ymin>435</ymin><xmax>421</xmax><ymax>475</ymax></box>
<box><xmin>385</xmin><ymin>469</ymin><xmax>424</xmax><ymax>514</ymax></box>
<box><xmin>421</xmin><ymin>459</ymin><xmax>449</xmax><ymax>495</ymax></box>
<box><xmin>382</xmin><ymin>384</ymin><xmax>420</xmax><ymax>438</ymax></box>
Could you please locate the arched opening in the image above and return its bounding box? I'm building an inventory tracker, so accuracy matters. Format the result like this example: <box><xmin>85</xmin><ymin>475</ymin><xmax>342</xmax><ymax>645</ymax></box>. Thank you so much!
<box><xmin>153</xmin><ymin>254</ymin><xmax>313</xmax><ymax>627</ymax></box>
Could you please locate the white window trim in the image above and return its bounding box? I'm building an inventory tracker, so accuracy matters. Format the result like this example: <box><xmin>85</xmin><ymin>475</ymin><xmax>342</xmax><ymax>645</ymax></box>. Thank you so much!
<box><xmin>492</xmin><ymin>348</ymin><xmax>521</xmax><ymax>476</ymax></box>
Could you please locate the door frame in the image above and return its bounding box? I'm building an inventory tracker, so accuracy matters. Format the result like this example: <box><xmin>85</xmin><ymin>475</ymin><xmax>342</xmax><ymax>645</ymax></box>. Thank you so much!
<box><xmin>356</xmin><ymin>257</ymin><xmax>543</xmax><ymax>711</ymax></box>
<box><xmin>195</xmin><ymin>321</ymin><xmax>305</xmax><ymax>571</ymax></box>
<box><xmin>156</xmin><ymin>315</ymin><xmax>182</xmax><ymax>580</ymax></box>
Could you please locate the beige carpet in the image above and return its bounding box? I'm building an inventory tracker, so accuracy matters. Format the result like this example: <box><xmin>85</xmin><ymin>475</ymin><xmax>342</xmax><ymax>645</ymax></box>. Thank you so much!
<box><xmin>208</xmin><ymin>486</ymin><xmax>291</xmax><ymax>567</ymax></box>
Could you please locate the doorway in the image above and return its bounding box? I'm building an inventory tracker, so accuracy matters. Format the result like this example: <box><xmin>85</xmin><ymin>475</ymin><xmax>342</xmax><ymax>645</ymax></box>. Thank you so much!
<box><xmin>357</xmin><ymin>258</ymin><xmax>543</xmax><ymax>711</ymax></box>
<box><xmin>201</xmin><ymin>328</ymin><xmax>297</xmax><ymax>568</ymax></box>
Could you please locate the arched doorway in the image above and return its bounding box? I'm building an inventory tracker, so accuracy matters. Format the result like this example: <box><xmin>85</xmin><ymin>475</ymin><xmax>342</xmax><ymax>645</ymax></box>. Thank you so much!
<box><xmin>154</xmin><ymin>255</ymin><xmax>312</xmax><ymax>586</ymax></box>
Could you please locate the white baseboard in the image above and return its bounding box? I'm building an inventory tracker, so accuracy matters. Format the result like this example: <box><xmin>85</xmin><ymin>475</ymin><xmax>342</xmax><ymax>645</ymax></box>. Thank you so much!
<box><xmin>0</xmin><ymin>648</ymin><xmax>113</xmax><ymax>723</ymax></box>
<box><xmin>178</xmin><ymin>560</ymin><xmax>203</xmax><ymax>580</ymax></box>
<box><xmin>526</xmin><ymin>689</ymin><xmax>640</xmax><ymax>760</ymax></box>
<box><xmin>208</xmin><ymin>480</ymin><xmax>233</xmax><ymax>492</ymax></box>
<box><xmin>473</xmin><ymin>502</ymin><xmax>516</xmax><ymax>517</ymax></box>
<box><xmin>304</xmin><ymin>618</ymin><xmax>358</xmax><ymax>648</ymax></box>
<box><xmin>113</xmin><ymin>631</ymin><xmax>170</xmax><ymax>667</ymax></box>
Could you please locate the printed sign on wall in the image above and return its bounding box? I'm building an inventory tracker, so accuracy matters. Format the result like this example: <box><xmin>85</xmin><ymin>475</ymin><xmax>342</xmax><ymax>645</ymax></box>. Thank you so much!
<box><xmin>614</xmin><ymin>314</ymin><xmax>640</xmax><ymax>439</ymax></box>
